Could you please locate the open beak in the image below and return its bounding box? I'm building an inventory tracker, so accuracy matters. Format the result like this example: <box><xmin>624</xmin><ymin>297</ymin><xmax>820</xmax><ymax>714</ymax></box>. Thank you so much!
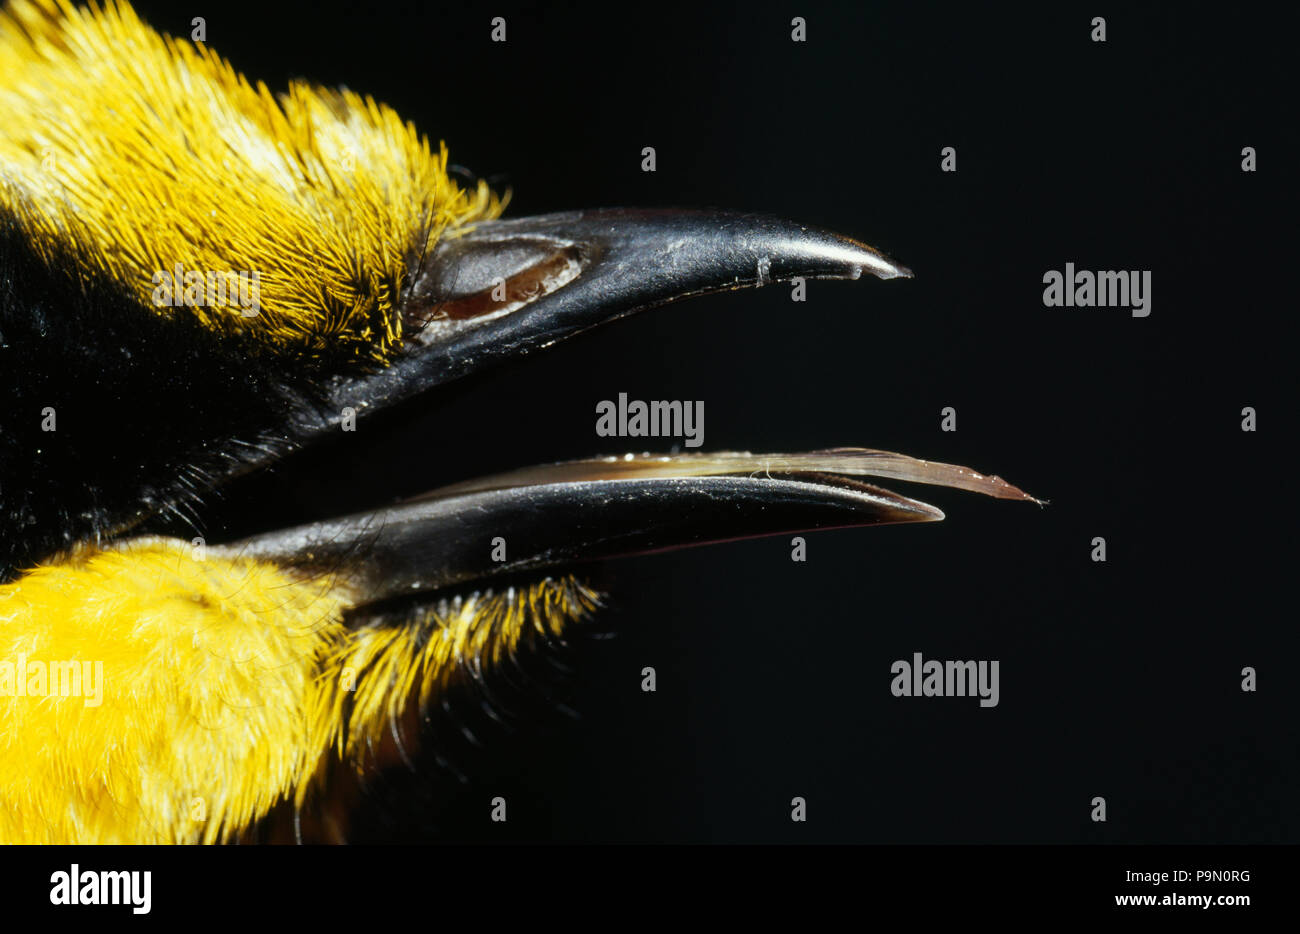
<box><xmin>202</xmin><ymin>208</ymin><xmax>1035</xmax><ymax>611</ymax></box>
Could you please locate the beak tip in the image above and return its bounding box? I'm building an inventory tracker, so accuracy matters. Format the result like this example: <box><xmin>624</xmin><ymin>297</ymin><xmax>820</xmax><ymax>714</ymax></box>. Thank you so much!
<box><xmin>877</xmin><ymin>262</ymin><xmax>913</xmax><ymax>280</ymax></box>
<box><xmin>834</xmin><ymin>237</ymin><xmax>910</xmax><ymax>281</ymax></box>
<box><xmin>906</xmin><ymin>503</ymin><xmax>945</xmax><ymax>523</ymax></box>
<box><xmin>865</xmin><ymin>251</ymin><xmax>912</xmax><ymax>281</ymax></box>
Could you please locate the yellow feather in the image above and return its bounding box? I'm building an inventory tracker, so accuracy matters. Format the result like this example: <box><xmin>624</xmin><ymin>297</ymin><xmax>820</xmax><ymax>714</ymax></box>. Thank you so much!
<box><xmin>0</xmin><ymin>0</ymin><xmax>503</xmax><ymax>365</ymax></box>
<box><xmin>0</xmin><ymin>0</ymin><xmax>569</xmax><ymax>845</ymax></box>
<box><xmin>0</xmin><ymin>540</ymin><xmax>599</xmax><ymax>843</ymax></box>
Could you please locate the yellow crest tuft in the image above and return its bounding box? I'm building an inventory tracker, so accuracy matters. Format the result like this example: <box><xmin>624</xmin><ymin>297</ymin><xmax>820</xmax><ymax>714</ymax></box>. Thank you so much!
<box><xmin>0</xmin><ymin>0</ymin><xmax>503</xmax><ymax>365</ymax></box>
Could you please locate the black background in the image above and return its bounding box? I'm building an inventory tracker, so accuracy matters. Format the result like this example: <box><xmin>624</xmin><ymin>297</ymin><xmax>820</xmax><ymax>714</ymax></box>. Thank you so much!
<box><xmin>128</xmin><ymin>0</ymin><xmax>1293</xmax><ymax>843</ymax></box>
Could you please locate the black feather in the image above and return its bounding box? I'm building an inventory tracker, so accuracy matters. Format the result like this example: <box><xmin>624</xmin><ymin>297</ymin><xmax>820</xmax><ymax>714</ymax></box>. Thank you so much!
<box><xmin>0</xmin><ymin>212</ymin><xmax>327</xmax><ymax>581</ymax></box>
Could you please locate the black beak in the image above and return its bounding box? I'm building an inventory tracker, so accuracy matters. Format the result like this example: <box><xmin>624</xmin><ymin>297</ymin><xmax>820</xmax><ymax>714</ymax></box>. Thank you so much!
<box><xmin>278</xmin><ymin>208</ymin><xmax>910</xmax><ymax>451</ymax></box>
<box><xmin>220</xmin><ymin>450</ymin><xmax>1037</xmax><ymax>610</ymax></box>
<box><xmin>191</xmin><ymin>208</ymin><xmax>1035</xmax><ymax>606</ymax></box>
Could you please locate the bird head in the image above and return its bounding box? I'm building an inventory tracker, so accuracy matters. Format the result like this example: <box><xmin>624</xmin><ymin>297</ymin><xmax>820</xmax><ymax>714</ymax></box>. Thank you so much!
<box><xmin>0</xmin><ymin>0</ymin><xmax>1036</xmax><ymax>843</ymax></box>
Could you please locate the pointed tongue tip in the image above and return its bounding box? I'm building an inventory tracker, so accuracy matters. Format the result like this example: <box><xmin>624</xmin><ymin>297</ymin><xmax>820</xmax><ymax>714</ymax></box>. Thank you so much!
<box><xmin>977</xmin><ymin>473</ymin><xmax>1045</xmax><ymax>505</ymax></box>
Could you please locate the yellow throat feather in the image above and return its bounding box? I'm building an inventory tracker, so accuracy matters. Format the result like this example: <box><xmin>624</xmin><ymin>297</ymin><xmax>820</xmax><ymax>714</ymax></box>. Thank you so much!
<box><xmin>0</xmin><ymin>0</ymin><xmax>574</xmax><ymax>844</ymax></box>
<box><xmin>0</xmin><ymin>541</ymin><xmax>600</xmax><ymax>844</ymax></box>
